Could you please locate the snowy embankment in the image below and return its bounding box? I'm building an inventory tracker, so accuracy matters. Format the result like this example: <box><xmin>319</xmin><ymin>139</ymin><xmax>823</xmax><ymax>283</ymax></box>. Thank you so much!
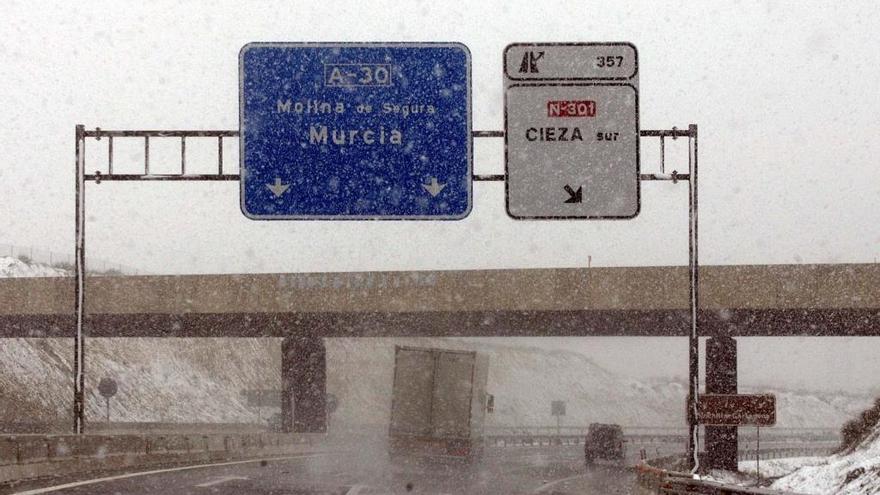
<box><xmin>703</xmin><ymin>457</ymin><xmax>829</xmax><ymax>490</ymax></box>
<box><xmin>739</xmin><ymin>457</ymin><xmax>826</xmax><ymax>478</ymax></box>
<box><xmin>0</xmin><ymin>256</ymin><xmax>68</xmax><ymax>277</ymax></box>
<box><xmin>773</xmin><ymin>427</ymin><xmax>880</xmax><ymax>494</ymax></box>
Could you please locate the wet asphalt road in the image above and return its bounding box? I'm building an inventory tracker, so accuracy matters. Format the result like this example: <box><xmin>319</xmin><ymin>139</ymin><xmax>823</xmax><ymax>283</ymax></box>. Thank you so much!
<box><xmin>8</xmin><ymin>446</ymin><xmax>640</xmax><ymax>495</ymax></box>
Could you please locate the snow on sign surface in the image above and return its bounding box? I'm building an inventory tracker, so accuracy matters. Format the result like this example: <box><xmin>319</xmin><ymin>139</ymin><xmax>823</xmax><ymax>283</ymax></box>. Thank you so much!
<box><xmin>239</xmin><ymin>43</ymin><xmax>472</xmax><ymax>220</ymax></box>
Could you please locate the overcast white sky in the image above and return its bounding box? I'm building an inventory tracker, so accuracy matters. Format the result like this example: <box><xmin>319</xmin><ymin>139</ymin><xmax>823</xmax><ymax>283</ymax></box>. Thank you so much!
<box><xmin>1</xmin><ymin>1</ymin><xmax>879</xmax><ymax>392</ymax></box>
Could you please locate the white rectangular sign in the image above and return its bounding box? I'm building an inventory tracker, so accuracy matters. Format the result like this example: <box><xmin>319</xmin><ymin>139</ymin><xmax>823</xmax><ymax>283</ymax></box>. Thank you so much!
<box><xmin>504</xmin><ymin>42</ymin><xmax>640</xmax><ymax>220</ymax></box>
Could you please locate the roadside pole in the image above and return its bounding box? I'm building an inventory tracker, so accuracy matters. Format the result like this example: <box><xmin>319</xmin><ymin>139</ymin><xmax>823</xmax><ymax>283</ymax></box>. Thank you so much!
<box><xmin>74</xmin><ymin>124</ymin><xmax>86</xmax><ymax>434</ymax></box>
<box><xmin>757</xmin><ymin>427</ymin><xmax>761</xmax><ymax>483</ymax></box>
<box><xmin>687</xmin><ymin>124</ymin><xmax>700</xmax><ymax>471</ymax></box>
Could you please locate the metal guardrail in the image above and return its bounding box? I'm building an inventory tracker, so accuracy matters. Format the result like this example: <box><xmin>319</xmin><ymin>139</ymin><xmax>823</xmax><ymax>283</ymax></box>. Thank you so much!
<box><xmin>657</xmin><ymin>478</ymin><xmax>805</xmax><ymax>495</ymax></box>
<box><xmin>487</xmin><ymin>435</ymin><xmax>586</xmax><ymax>447</ymax></box>
<box><xmin>737</xmin><ymin>446</ymin><xmax>834</xmax><ymax>462</ymax></box>
<box><xmin>487</xmin><ymin>434</ymin><xmax>834</xmax><ymax>460</ymax></box>
<box><xmin>485</xmin><ymin>426</ymin><xmax>593</xmax><ymax>436</ymax></box>
<box><xmin>484</xmin><ymin>427</ymin><xmax>838</xmax><ymax>454</ymax></box>
<box><xmin>636</xmin><ymin>460</ymin><xmax>808</xmax><ymax>495</ymax></box>
<box><xmin>483</xmin><ymin>426</ymin><xmax>838</xmax><ymax>442</ymax></box>
<box><xmin>0</xmin><ymin>432</ymin><xmax>322</xmax><ymax>485</ymax></box>
<box><xmin>484</xmin><ymin>426</ymin><xmax>687</xmax><ymax>447</ymax></box>
<box><xmin>636</xmin><ymin>454</ymin><xmax>814</xmax><ymax>495</ymax></box>
<box><xmin>0</xmin><ymin>432</ymin><xmax>315</xmax><ymax>466</ymax></box>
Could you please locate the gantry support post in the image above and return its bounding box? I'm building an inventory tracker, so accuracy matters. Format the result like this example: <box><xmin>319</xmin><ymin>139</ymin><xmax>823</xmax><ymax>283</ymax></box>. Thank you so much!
<box><xmin>705</xmin><ymin>336</ymin><xmax>739</xmax><ymax>471</ymax></box>
<box><xmin>281</xmin><ymin>335</ymin><xmax>327</xmax><ymax>433</ymax></box>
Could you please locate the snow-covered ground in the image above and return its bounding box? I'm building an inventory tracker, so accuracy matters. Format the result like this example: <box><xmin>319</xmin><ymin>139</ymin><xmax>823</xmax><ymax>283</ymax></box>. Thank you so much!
<box><xmin>703</xmin><ymin>469</ymin><xmax>761</xmax><ymax>488</ymax></box>
<box><xmin>702</xmin><ymin>457</ymin><xmax>836</xmax><ymax>490</ymax></box>
<box><xmin>0</xmin><ymin>256</ymin><xmax>69</xmax><ymax>277</ymax></box>
<box><xmin>739</xmin><ymin>456</ymin><xmax>826</xmax><ymax>478</ymax></box>
<box><xmin>773</xmin><ymin>427</ymin><xmax>880</xmax><ymax>494</ymax></box>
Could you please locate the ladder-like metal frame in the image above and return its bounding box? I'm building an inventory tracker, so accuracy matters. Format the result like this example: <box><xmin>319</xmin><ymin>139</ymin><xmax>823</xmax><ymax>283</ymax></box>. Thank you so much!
<box><xmin>73</xmin><ymin>124</ymin><xmax>699</xmax><ymax>469</ymax></box>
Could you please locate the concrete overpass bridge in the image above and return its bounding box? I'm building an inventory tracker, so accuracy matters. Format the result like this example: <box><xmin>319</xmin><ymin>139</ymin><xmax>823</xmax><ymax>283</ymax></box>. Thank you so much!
<box><xmin>2</xmin><ymin>263</ymin><xmax>878</xmax><ymax>338</ymax></box>
<box><xmin>1</xmin><ymin>263</ymin><xmax>878</xmax><ymax>432</ymax></box>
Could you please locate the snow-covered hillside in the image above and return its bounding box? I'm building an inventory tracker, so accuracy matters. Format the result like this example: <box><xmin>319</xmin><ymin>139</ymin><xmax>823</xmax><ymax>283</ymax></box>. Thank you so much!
<box><xmin>0</xmin><ymin>338</ymin><xmax>279</xmax><ymax>423</ymax></box>
<box><xmin>0</xmin><ymin>336</ymin><xmax>871</xmax><ymax>432</ymax></box>
<box><xmin>0</xmin><ymin>256</ymin><xmax>69</xmax><ymax>277</ymax></box>
<box><xmin>328</xmin><ymin>338</ymin><xmax>685</xmax><ymax>428</ymax></box>
<box><xmin>773</xmin><ymin>424</ymin><xmax>880</xmax><ymax>494</ymax></box>
<box><xmin>327</xmin><ymin>338</ymin><xmax>872</xmax><ymax>430</ymax></box>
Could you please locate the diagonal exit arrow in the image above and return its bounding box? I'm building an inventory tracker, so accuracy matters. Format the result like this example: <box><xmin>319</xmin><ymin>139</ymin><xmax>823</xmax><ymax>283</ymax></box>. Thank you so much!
<box><xmin>422</xmin><ymin>177</ymin><xmax>446</xmax><ymax>197</ymax></box>
<box><xmin>266</xmin><ymin>177</ymin><xmax>290</xmax><ymax>198</ymax></box>
<box><xmin>563</xmin><ymin>184</ymin><xmax>582</xmax><ymax>203</ymax></box>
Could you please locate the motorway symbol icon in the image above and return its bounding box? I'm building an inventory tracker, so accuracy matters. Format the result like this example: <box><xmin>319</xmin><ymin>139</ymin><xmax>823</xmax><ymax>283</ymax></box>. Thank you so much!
<box><xmin>240</xmin><ymin>43</ymin><xmax>472</xmax><ymax>220</ymax></box>
<box><xmin>518</xmin><ymin>51</ymin><xmax>545</xmax><ymax>74</ymax></box>
<box><xmin>504</xmin><ymin>43</ymin><xmax>640</xmax><ymax>220</ymax></box>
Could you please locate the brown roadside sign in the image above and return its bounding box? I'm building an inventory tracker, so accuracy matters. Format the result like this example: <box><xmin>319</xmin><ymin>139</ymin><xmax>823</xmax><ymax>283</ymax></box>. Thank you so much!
<box><xmin>695</xmin><ymin>394</ymin><xmax>776</xmax><ymax>426</ymax></box>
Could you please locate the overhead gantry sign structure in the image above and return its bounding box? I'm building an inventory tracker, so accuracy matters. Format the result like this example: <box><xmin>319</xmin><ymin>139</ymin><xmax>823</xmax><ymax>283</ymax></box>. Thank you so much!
<box><xmin>54</xmin><ymin>40</ymin><xmax>725</xmax><ymax>466</ymax></box>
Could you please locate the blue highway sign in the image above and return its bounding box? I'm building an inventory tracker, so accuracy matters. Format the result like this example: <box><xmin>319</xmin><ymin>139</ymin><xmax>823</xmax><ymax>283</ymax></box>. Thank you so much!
<box><xmin>240</xmin><ymin>43</ymin><xmax>472</xmax><ymax>219</ymax></box>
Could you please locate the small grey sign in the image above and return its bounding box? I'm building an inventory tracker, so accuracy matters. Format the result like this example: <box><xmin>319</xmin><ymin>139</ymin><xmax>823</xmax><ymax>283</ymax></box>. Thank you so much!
<box><xmin>551</xmin><ymin>400</ymin><xmax>566</xmax><ymax>416</ymax></box>
<box><xmin>98</xmin><ymin>377</ymin><xmax>118</xmax><ymax>399</ymax></box>
<box><xmin>242</xmin><ymin>389</ymin><xmax>282</xmax><ymax>408</ymax></box>
<box><xmin>504</xmin><ymin>42</ymin><xmax>640</xmax><ymax>220</ymax></box>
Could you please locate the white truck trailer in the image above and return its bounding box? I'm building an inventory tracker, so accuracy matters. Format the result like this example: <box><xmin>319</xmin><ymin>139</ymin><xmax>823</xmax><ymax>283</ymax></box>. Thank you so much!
<box><xmin>389</xmin><ymin>346</ymin><xmax>490</xmax><ymax>461</ymax></box>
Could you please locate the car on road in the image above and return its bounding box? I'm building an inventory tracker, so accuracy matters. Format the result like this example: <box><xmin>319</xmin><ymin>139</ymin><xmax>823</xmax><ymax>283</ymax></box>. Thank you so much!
<box><xmin>584</xmin><ymin>423</ymin><xmax>626</xmax><ymax>466</ymax></box>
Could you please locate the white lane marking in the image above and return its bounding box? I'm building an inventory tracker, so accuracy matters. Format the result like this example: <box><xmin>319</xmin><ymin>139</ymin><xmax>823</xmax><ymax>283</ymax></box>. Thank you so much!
<box><xmin>195</xmin><ymin>475</ymin><xmax>250</xmax><ymax>488</ymax></box>
<box><xmin>12</xmin><ymin>453</ymin><xmax>332</xmax><ymax>495</ymax></box>
<box><xmin>345</xmin><ymin>484</ymin><xmax>369</xmax><ymax>495</ymax></box>
<box><xmin>532</xmin><ymin>473</ymin><xmax>590</xmax><ymax>493</ymax></box>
